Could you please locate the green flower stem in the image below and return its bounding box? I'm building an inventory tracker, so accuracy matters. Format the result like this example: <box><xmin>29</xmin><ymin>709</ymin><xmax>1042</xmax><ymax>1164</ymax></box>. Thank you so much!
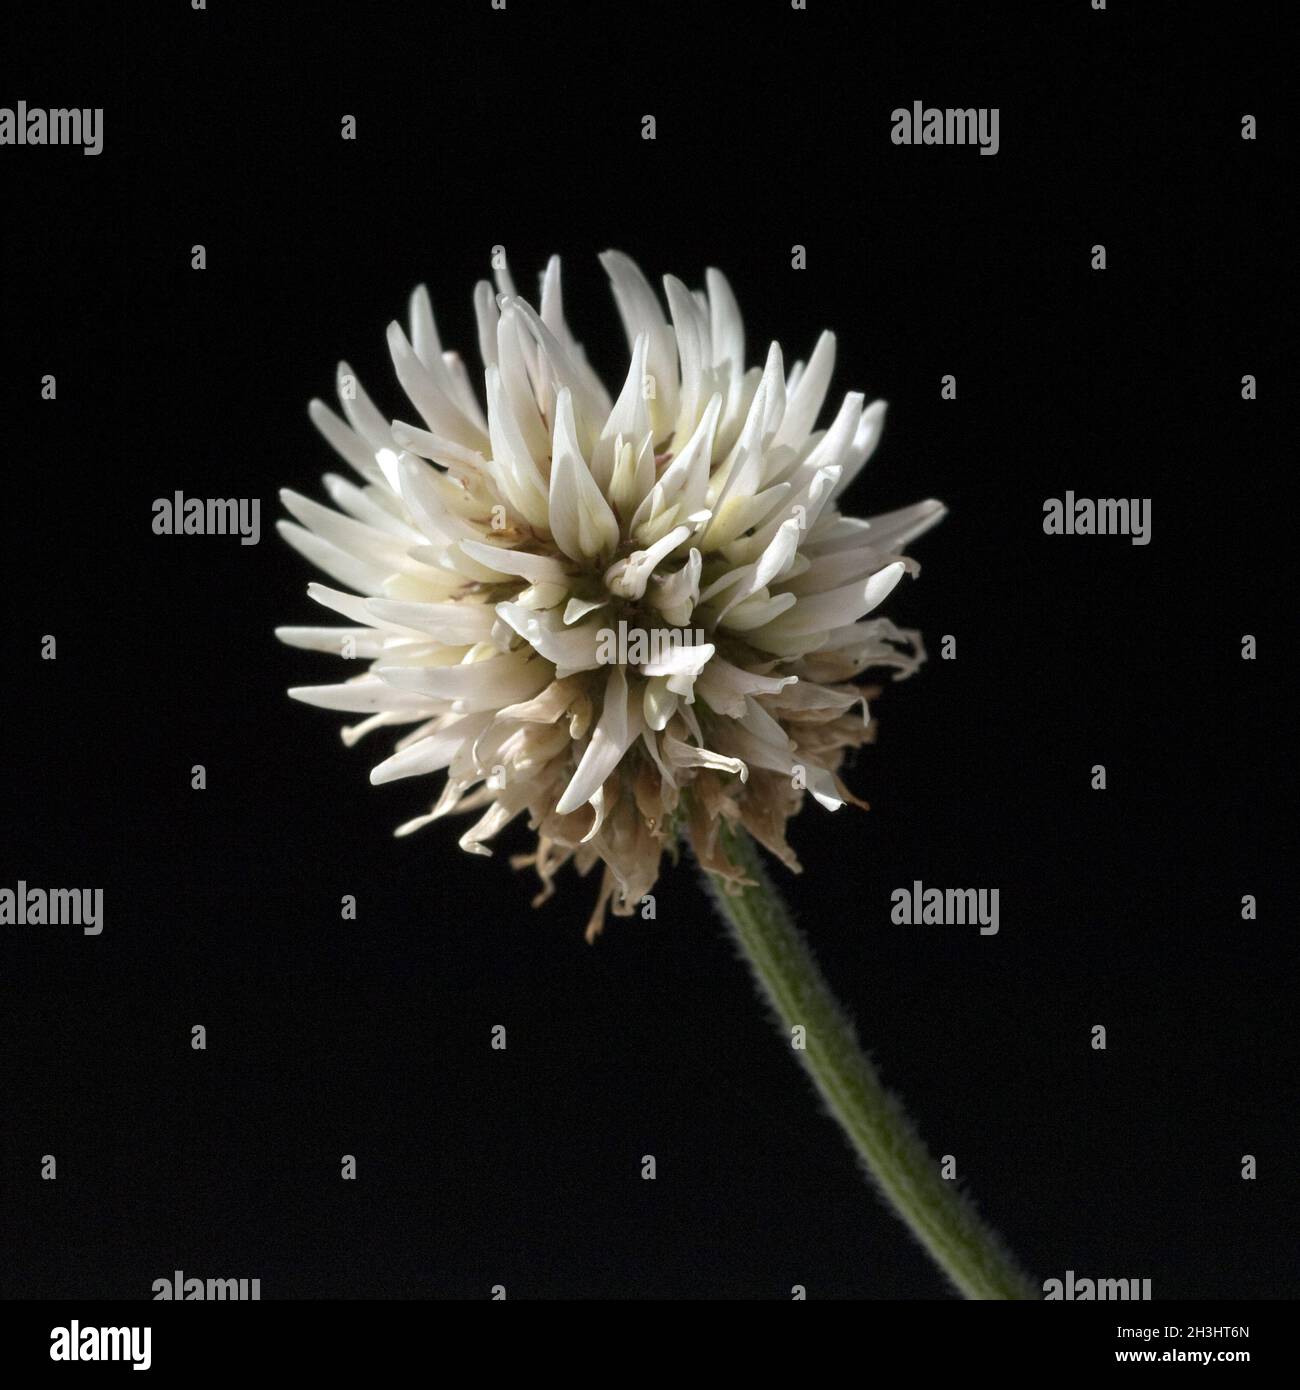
<box><xmin>699</xmin><ymin>823</ymin><xmax>1037</xmax><ymax>1300</ymax></box>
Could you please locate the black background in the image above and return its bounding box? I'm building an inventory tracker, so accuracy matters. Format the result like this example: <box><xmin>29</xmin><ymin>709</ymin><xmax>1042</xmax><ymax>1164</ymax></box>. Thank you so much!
<box><xmin>0</xmin><ymin>2</ymin><xmax>1289</xmax><ymax>1301</ymax></box>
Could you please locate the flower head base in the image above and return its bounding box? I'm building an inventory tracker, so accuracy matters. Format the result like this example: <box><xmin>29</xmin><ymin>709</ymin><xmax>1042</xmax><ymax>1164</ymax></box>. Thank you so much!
<box><xmin>277</xmin><ymin>252</ymin><xmax>944</xmax><ymax>938</ymax></box>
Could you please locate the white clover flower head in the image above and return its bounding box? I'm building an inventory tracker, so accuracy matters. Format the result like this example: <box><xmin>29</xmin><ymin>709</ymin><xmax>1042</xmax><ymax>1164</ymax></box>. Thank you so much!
<box><xmin>277</xmin><ymin>252</ymin><xmax>944</xmax><ymax>939</ymax></box>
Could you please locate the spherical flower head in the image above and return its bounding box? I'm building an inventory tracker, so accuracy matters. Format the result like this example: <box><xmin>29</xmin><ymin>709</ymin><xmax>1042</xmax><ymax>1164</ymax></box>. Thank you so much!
<box><xmin>277</xmin><ymin>252</ymin><xmax>944</xmax><ymax>939</ymax></box>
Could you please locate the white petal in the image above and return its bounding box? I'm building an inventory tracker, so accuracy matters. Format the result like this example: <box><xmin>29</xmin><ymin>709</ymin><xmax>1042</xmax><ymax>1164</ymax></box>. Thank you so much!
<box><xmin>458</xmin><ymin>798</ymin><xmax>523</xmax><ymax>856</ymax></box>
<box><xmin>762</xmin><ymin>561</ymin><xmax>907</xmax><ymax>638</ymax></box>
<box><xmin>775</xmin><ymin>331</ymin><xmax>836</xmax><ymax>449</ymax></box>
<box><xmin>647</xmin><ymin>548</ymin><xmax>701</xmax><ymax>625</ymax></box>
<box><xmin>655</xmin><ymin>393</ymin><xmax>720</xmax><ymax>519</ymax></box>
<box><xmin>599</xmin><ymin>250</ymin><xmax>679</xmax><ymax>437</ymax></box>
<box><xmin>390</xmin><ymin>421</ymin><xmax>486</xmax><ymax>475</ymax></box>
<box><xmin>718</xmin><ymin>589</ymin><xmax>797</xmax><ymax>632</ymax></box>
<box><xmin>306</xmin><ymin>582</ymin><xmax>386</xmax><ymax>626</ymax></box>
<box><xmin>548</xmin><ymin>388</ymin><xmax>620</xmax><ymax>562</ymax></box>
<box><xmin>494</xmin><ymin>603</ymin><xmax>604</xmax><ymax>678</ymax></box>
<box><xmin>664</xmin><ymin>273</ymin><xmax>712</xmax><ymax>437</ymax></box>
<box><xmin>440</xmin><ymin>350</ymin><xmax>489</xmax><ymax>434</ymax></box>
<box><xmin>705</xmin><ymin>266</ymin><xmax>744</xmax><ymax>373</ymax></box>
<box><xmin>336</xmin><ymin>361</ymin><xmax>397</xmax><ymax>455</ymax></box>
<box><xmin>277</xmin><ymin>520</ymin><xmax>393</xmax><ymax>594</ymax></box>
<box><xmin>858</xmin><ymin>497</ymin><xmax>947</xmax><ymax>551</ymax></box>
<box><xmin>802</xmin><ymin>392</ymin><xmax>865</xmax><ymax>479</ymax></box>
<box><xmin>377</xmin><ymin>651</ymin><xmax>549</xmax><ymax>711</ymax></box>
<box><xmin>605</xmin><ymin>525</ymin><xmax>691</xmax><ymax>601</ymax></box>
<box><xmin>662</xmin><ymin>731</ymin><xmax>748</xmax><ymax>782</ymax></box>
<box><xmin>704</xmin><ymin>517</ymin><xmax>802</xmax><ymax>620</ymax></box>
<box><xmin>388</xmin><ymin>455</ymin><xmax>474</xmax><ymax>545</ymax></box>
<box><xmin>564</xmin><ymin>595</ymin><xmax>608</xmax><ymax>624</ymax></box>
<box><xmin>699</xmin><ymin>483</ymin><xmax>790</xmax><ymax>551</ymax></box>
<box><xmin>365</xmin><ymin>597</ymin><xmax>497</xmax><ymax>645</ymax></box>
<box><xmin>831</xmin><ymin>399</ymin><xmax>888</xmax><ymax>498</ymax></box>
<box><xmin>508</xmin><ymin>295</ymin><xmax>608</xmax><ymax>452</ymax></box>
<box><xmin>274</xmin><ymin>626</ymin><xmax>385</xmax><ymax>657</ymax></box>
<box><xmin>408</xmin><ymin>283</ymin><xmax>442</xmax><ymax>369</ymax></box>
<box><xmin>494</xmin><ymin>303</ymin><xmax>550</xmax><ymax>458</ymax></box>
<box><xmin>555</xmin><ymin>667</ymin><xmax>641</xmax><ymax>815</ymax></box>
<box><xmin>459</xmin><ymin>538</ymin><xmax>570</xmax><ymax>585</ymax></box>
<box><xmin>695</xmin><ymin>658</ymin><xmax>797</xmax><ymax>718</ymax></box>
<box><xmin>484</xmin><ymin>364</ymin><xmax>550</xmax><ymax>528</ymax></box>
<box><xmin>369</xmin><ymin>712</ymin><xmax>493</xmax><ymax>784</ymax></box>
<box><xmin>782</xmin><ymin>546</ymin><xmax>914</xmax><ymax>597</ymax></box>
<box><xmin>642</xmin><ymin>677</ymin><xmax>677</xmax><ymax>732</ymax></box>
<box><xmin>280</xmin><ymin>489</ymin><xmax>415</xmax><ymax>574</ymax></box>
<box><xmin>321</xmin><ymin>473</ymin><xmax>425</xmax><ymax>544</ymax></box>
<box><xmin>473</xmin><ymin>280</ymin><xmax>499</xmax><ymax>371</ymax></box>
<box><xmin>605</xmin><ymin>428</ymin><xmax>655</xmax><ymax>526</ymax></box>
<box><xmin>594</xmin><ymin>332</ymin><xmax>651</xmax><ymax>487</ymax></box>
<box><xmin>308</xmin><ymin>398</ymin><xmax>382</xmax><ymax>483</ymax></box>
<box><xmin>288</xmin><ymin>677</ymin><xmax>436</xmax><ymax>714</ymax></box>
<box><xmin>640</xmin><ymin>640</ymin><xmax>715</xmax><ymax>679</ymax></box>
<box><xmin>387</xmin><ymin>319</ymin><xmax>488</xmax><ymax>454</ymax></box>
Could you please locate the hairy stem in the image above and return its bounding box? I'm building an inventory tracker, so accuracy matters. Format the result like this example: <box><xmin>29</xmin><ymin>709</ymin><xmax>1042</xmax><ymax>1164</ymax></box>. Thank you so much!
<box><xmin>699</xmin><ymin>823</ymin><xmax>1037</xmax><ymax>1300</ymax></box>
